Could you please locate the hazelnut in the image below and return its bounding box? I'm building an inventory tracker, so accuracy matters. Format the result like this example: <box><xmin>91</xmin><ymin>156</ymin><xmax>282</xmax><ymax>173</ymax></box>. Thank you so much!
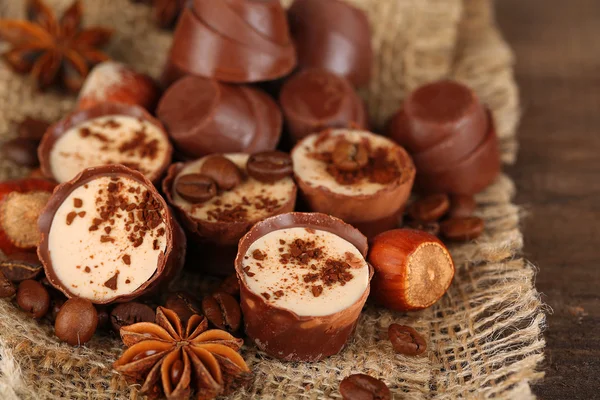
<box><xmin>367</xmin><ymin>229</ymin><xmax>455</xmax><ymax>311</ymax></box>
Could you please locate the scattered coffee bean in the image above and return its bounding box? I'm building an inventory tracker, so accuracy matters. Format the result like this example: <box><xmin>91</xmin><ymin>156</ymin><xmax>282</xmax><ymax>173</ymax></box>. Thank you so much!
<box><xmin>110</xmin><ymin>302</ymin><xmax>156</xmax><ymax>332</ymax></box>
<box><xmin>165</xmin><ymin>291</ymin><xmax>203</xmax><ymax>324</ymax></box>
<box><xmin>388</xmin><ymin>324</ymin><xmax>427</xmax><ymax>356</ymax></box>
<box><xmin>246</xmin><ymin>151</ymin><xmax>293</xmax><ymax>183</ymax></box>
<box><xmin>50</xmin><ymin>298</ymin><xmax>65</xmax><ymax>322</ymax></box>
<box><xmin>175</xmin><ymin>174</ymin><xmax>217</xmax><ymax>203</ymax></box>
<box><xmin>0</xmin><ymin>252</ymin><xmax>43</xmax><ymax>282</ymax></box>
<box><xmin>449</xmin><ymin>194</ymin><xmax>477</xmax><ymax>218</ymax></box>
<box><xmin>16</xmin><ymin>279</ymin><xmax>50</xmax><ymax>318</ymax></box>
<box><xmin>0</xmin><ymin>270</ymin><xmax>16</xmax><ymax>298</ymax></box>
<box><xmin>407</xmin><ymin>220</ymin><xmax>440</xmax><ymax>236</ymax></box>
<box><xmin>408</xmin><ymin>193</ymin><xmax>450</xmax><ymax>222</ymax></box>
<box><xmin>331</xmin><ymin>140</ymin><xmax>369</xmax><ymax>171</ymax></box>
<box><xmin>1</xmin><ymin>137</ymin><xmax>39</xmax><ymax>167</ymax></box>
<box><xmin>200</xmin><ymin>155</ymin><xmax>243</xmax><ymax>191</ymax></box>
<box><xmin>17</xmin><ymin>117</ymin><xmax>50</xmax><ymax>142</ymax></box>
<box><xmin>217</xmin><ymin>274</ymin><xmax>240</xmax><ymax>297</ymax></box>
<box><xmin>339</xmin><ymin>374</ymin><xmax>391</xmax><ymax>400</ymax></box>
<box><xmin>202</xmin><ymin>291</ymin><xmax>241</xmax><ymax>332</ymax></box>
<box><xmin>440</xmin><ymin>216</ymin><xmax>485</xmax><ymax>241</ymax></box>
<box><xmin>55</xmin><ymin>298</ymin><xmax>98</xmax><ymax>346</ymax></box>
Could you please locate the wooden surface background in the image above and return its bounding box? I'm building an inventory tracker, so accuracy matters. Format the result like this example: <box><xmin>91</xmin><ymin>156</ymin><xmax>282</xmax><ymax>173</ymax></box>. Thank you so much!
<box><xmin>495</xmin><ymin>1</ymin><xmax>600</xmax><ymax>399</ymax></box>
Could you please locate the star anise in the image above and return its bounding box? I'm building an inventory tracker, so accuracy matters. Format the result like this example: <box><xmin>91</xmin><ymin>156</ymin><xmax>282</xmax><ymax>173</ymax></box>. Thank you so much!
<box><xmin>113</xmin><ymin>307</ymin><xmax>251</xmax><ymax>400</ymax></box>
<box><xmin>132</xmin><ymin>0</ymin><xmax>185</xmax><ymax>29</ymax></box>
<box><xmin>0</xmin><ymin>0</ymin><xmax>113</xmax><ymax>93</ymax></box>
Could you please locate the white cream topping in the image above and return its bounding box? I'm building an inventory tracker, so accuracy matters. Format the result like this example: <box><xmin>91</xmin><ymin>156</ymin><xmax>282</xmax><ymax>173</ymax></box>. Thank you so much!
<box><xmin>241</xmin><ymin>227</ymin><xmax>369</xmax><ymax>317</ymax></box>
<box><xmin>47</xmin><ymin>176</ymin><xmax>168</xmax><ymax>303</ymax></box>
<box><xmin>172</xmin><ymin>154</ymin><xmax>295</xmax><ymax>223</ymax></box>
<box><xmin>292</xmin><ymin>129</ymin><xmax>400</xmax><ymax>196</ymax></box>
<box><xmin>49</xmin><ymin>115</ymin><xmax>170</xmax><ymax>183</ymax></box>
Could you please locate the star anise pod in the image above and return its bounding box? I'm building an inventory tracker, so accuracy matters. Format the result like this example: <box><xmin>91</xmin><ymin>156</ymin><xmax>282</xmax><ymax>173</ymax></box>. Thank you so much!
<box><xmin>0</xmin><ymin>0</ymin><xmax>113</xmax><ymax>93</ymax></box>
<box><xmin>113</xmin><ymin>306</ymin><xmax>251</xmax><ymax>400</ymax></box>
<box><xmin>132</xmin><ymin>0</ymin><xmax>185</xmax><ymax>29</ymax></box>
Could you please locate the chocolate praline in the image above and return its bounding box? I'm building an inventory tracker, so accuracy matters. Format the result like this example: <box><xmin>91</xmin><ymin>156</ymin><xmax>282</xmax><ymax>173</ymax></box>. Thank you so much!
<box><xmin>37</xmin><ymin>165</ymin><xmax>186</xmax><ymax>305</ymax></box>
<box><xmin>234</xmin><ymin>212</ymin><xmax>373</xmax><ymax>361</ymax></box>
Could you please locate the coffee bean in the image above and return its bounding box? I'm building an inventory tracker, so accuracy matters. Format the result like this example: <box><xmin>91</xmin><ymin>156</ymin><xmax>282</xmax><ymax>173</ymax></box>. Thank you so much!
<box><xmin>200</xmin><ymin>155</ymin><xmax>243</xmax><ymax>191</ymax></box>
<box><xmin>440</xmin><ymin>216</ymin><xmax>484</xmax><ymax>241</ymax></box>
<box><xmin>55</xmin><ymin>298</ymin><xmax>98</xmax><ymax>346</ymax></box>
<box><xmin>1</xmin><ymin>137</ymin><xmax>39</xmax><ymax>167</ymax></box>
<box><xmin>331</xmin><ymin>140</ymin><xmax>369</xmax><ymax>171</ymax></box>
<box><xmin>449</xmin><ymin>194</ymin><xmax>477</xmax><ymax>218</ymax></box>
<box><xmin>16</xmin><ymin>279</ymin><xmax>50</xmax><ymax>318</ymax></box>
<box><xmin>339</xmin><ymin>374</ymin><xmax>391</xmax><ymax>400</ymax></box>
<box><xmin>110</xmin><ymin>302</ymin><xmax>156</xmax><ymax>332</ymax></box>
<box><xmin>388</xmin><ymin>324</ymin><xmax>427</xmax><ymax>356</ymax></box>
<box><xmin>202</xmin><ymin>291</ymin><xmax>241</xmax><ymax>332</ymax></box>
<box><xmin>175</xmin><ymin>174</ymin><xmax>217</xmax><ymax>203</ymax></box>
<box><xmin>408</xmin><ymin>193</ymin><xmax>450</xmax><ymax>222</ymax></box>
<box><xmin>165</xmin><ymin>291</ymin><xmax>203</xmax><ymax>324</ymax></box>
<box><xmin>0</xmin><ymin>270</ymin><xmax>16</xmax><ymax>298</ymax></box>
<box><xmin>217</xmin><ymin>274</ymin><xmax>240</xmax><ymax>297</ymax></box>
<box><xmin>246</xmin><ymin>151</ymin><xmax>293</xmax><ymax>183</ymax></box>
<box><xmin>0</xmin><ymin>252</ymin><xmax>43</xmax><ymax>282</ymax></box>
<box><xmin>407</xmin><ymin>220</ymin><xmax>440</xmax><ymax>236</ymax></box>
<box><xmin>17</xmin><ymin>117</ymin><xmax>50</xmax><ymax>142</ymax></box>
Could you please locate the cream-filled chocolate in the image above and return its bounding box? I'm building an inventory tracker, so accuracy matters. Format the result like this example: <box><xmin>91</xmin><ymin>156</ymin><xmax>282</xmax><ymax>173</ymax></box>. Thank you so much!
<box><xmin>39</xmin><ymin>103</ymin><xmax>172</xmax><ymax>184</ymax></box>
<box><xmin>38</xmin><ymin>165</ymin><xmax>185</xmax><ymax>304</ymax></box>
<box><xmin>235</xmin><ymin>212</ymin><xmax>372</xmax><ymax>361</ymax></box>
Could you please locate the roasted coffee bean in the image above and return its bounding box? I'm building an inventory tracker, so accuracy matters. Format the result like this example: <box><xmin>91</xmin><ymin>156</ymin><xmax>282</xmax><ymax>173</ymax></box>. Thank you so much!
<box><xmin>388</xmin><ymin>324</ymin><xmax>427</xmax><ymax>356</ymax></box>
<box><xmin>165</xmin><ymin>291</ymin><xmax>203</xmax><ymax>324</ymax></box>
<box><xmin>0</xmin><ymin>270</ymin><xmax>16</xmax><ymax>298</ymax></box>
<box><xmin>408</xmin><ymin>193</ymin><xmax>450</xmax><ymax>222</ymax></box>
<box><xmin>16</xmin><ymin>279</ymin><xmax>50</xmax><ymax>318</ymax></box>
<box><xmin>246</xmin><ymin>151</ymin><xmax>293</xmax><ymax>183</ymax></box>
<box><xmin>440</xmin><ymin>216</ymin><xmax>484</xmax><ymax>241</ymax></box>
<box><xmin>55</xmin><ymin>298</ymin><xmax>98</xmax><ymax>346</ymax></box>
<box><xmin>1</xmin><ymin>137</ymin><xmax>39</xmax><ymax>167</ymax></box>
<box><xmin>175</xmin><ymin>174</ymin><xmax>217</xmax><ymax>203</ymax></box>
<box><xmin>331</xmin><ymin>140</ymin><xmax>369</xmax><ymax>171</ymax></box>
<box><xmin>449</xmin><ymin>194</ymin><xmax>477</xmax><ymax>218</ymax></box>
<box><xmin>407</xmin><ymin>220</ymin><xmax>440</xmax><ymax>236</ymax></box>
<box><xmin>200</xmin><ymin>155</ymin><xmax>243</xmax><ymax>191</ymax></box>
<box><xmin>217</xmin><ymin>274</ymin><xmax>240</xmax><ymax>297</ymax></box>
<box><xmin>17</xmin><ymin>117</ymin><xmax>50</xmax><ymax>142</ymax></box>
<box><xmin>0</xmin><ymin>252</ymin><xmax>43</xmax><ymax>282</ymax></box>
<box><xmin>339</xmin><ymin>374</ymin><xmax>391</xmax><ymax>400</ymax></box>
<box><xmin>96</xmin><ymin>307</ymin><xmax>110</xmax><ymax>330</ymax></box>
<box><xmin>202</xmin><ymin>291</ymin><xmax>241</xmax><ymax>332</ymax></box>
<box><xmin>110</xmin><ymin>302</ymin><xmax>156</xmax><ymax>332</ymax></box>
<box><xmin>50</xmin><ymin>298</ymin><xmax>65</xmax><ymax>322</ymax></box>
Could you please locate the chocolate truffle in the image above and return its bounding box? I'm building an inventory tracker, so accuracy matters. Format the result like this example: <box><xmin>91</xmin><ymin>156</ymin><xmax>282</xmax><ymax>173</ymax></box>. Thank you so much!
<box><xmin>156</xmin><ymin>76</ymin><xmax>282</xmax><ymax>159</ymax></box>
<box><xmin>38</xmin><ymin>103</ymin><xmax>172</xmax><ymax>184</ymax></box>
<box><xmin>163</xmin><ymin>153</ymin><xmax>297</xmax><ymax>275</ymax></box>
<box><xmin>288</xmin><ymin>0</ymin><xmax>373</xmax><ymax>88</ymax></box>
<box><xmin>38</xmin><ymin>165</ymin><xmax>186</xmax><ymax>304</ymax></box>
<box><xmin>279</xmin><ymin>69</ymin><xmax>367</xmax><ymax>143</ymax></box>
<box><xmin>291</xmin><ymin>129</ymin><xmax>415</xmax><ymax>238</ymax></box>
<box><xmin>235</xmin><ymin>212</ymin><xmax>373</xmax><ymax>361</ymax></box>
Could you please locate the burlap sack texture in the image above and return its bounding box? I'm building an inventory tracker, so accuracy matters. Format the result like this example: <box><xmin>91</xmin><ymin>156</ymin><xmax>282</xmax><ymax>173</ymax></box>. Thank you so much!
<box><xmin>0</xmin><ymin>0</ymin><xmax>545</xmax><ymax>399</ymax></box>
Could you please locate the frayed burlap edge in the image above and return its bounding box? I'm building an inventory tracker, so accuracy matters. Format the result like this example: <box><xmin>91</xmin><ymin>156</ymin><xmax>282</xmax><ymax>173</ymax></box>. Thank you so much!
<box><xmin>0</xmin><ymin>0</ymin><xmax>545</xmax><ymax>399</ymax></box>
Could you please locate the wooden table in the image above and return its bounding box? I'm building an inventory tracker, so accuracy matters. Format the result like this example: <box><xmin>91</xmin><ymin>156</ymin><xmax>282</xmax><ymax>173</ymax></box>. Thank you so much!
<box><xmin>495</xmin><ymin>1</ymin><xmax>600</xmax><ymax>398</ymax></box>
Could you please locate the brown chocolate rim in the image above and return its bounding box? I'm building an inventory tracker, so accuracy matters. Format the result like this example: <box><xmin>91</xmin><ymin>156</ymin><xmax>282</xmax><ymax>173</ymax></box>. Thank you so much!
<box><xmin>234</xmin><ymin>212</ymin><xmax>374</xmax><ymax>320</ymax></box>
<box><xmin>38</xmin><ymin>102</ymin><xmax>173</xmax><ymax>184</ymax></box>
<box><xmin>37</xmin><ymin>165</ymin><xmax>176</xmax><ymax>304</ymax></box>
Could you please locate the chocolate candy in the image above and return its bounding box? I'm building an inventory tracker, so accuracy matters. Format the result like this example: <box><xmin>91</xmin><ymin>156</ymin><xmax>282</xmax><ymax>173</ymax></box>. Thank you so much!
<box><xmin>164</xmin><ymin>3</ymin><xmax>295</xmax><ymax>85</ymax></box>
<box><xmin>279</xmin><ymin>69</ymin><xmax>367</xmax><ymax>143</ymax></box>
<box><xmin>288</xmin><ymin>0</ymin><xmax>373</xmax><ymax>88</ymax></box>
<box><xmin>54</xmin><ymin>298</ymin><xmax>98</xmax><ymax>346</ymax></box>
<box><xmin>156</xmin><ymin>76</ymin><xmax>282</xmax><ymax>159</ymax></box>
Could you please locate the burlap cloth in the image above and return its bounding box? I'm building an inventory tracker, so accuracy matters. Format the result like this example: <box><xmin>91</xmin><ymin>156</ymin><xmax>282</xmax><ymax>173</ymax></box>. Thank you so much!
<box><xmin>0</xmin><ymin>0</ymin><xmax>545</xmax><ymax>398</ymax></box>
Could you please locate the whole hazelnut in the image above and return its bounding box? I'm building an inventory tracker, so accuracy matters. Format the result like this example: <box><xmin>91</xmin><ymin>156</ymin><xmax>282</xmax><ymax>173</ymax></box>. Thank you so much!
<box><xmin>367</xmin><ymin>229</ymin><xmax>455</xmax><ymax>311</ymax></box>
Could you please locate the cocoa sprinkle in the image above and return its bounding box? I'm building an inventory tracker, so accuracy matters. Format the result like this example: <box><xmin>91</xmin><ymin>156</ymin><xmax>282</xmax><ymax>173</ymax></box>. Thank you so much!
<box><xmin>66</xmin><ymin>211</ymin><xmax>77</xmax><ymax>225</ymax></box>
<box><xmin>311</xmin><ymin>285</ymin><xmax>323</xmax><ymax>297</ymax></box>
<box><xmin>252</xmin><ymin>249</ymin><xmax>266</xmax><ymax>260</ymax></box>
<box><xmin>104</xmin><ymin>271</ymin><xmax>119</xmax><ymax>290</ymax></box>
<box><xmin>122</xmin><ymin>255</ymin><xmax>131</xmax><ymax>265</ymax></box>
<box><xmin>73</xmin><ymin>198</ymin><xmax>83</xmax><ymax>208</ymax></box>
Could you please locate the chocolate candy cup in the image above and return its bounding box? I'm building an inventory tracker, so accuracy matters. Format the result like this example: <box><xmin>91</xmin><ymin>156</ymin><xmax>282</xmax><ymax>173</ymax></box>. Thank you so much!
<box><xmin>226</xmin><ymin>0</ymin><xmax>291</xmax><ymax>46</ymax></box>
<box><xmin>166</xmin><ymin>7</ymin><xmax>295</xmax><ymax>84</ymax></box>
<box><xmin>279</xmin><ymin>69</ymin><xmax>367</xmax><ymax>143</ymax></box>
<box><xmin>234</xmin><ymin>212</ymin><xmax>373</xmax><ymax>361</ymax></box>
<box><xmin>37</xmin><ymin>165</ymin><xmax>186</xmax><ymax>305</ymax></box>
<box><xmin>288</xmin><ymin>0</ymin><xmax>373</xmax><ymax>88</ymax></box>
<box><xmin>416</xmin><ymin>113</ymin><xmax>500</xmax><ymax>195</ymax></box>
<box><xmin>387</xmin><ymin>80</ymin><xmax>487</xmax><ymax>153</ymax></box>
<box><xmin>156</xmin><ymin>76</ymin><xmax>282</xmax><ymax>159</ymax></box>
